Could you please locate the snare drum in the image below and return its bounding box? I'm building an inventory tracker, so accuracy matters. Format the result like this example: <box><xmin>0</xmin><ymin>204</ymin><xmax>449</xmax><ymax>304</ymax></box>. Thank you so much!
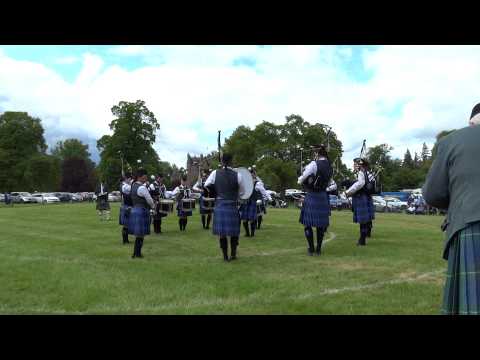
<box><xmin>182</xmin><ymin>198</ymin><xmax>196</xmax><ymax>211</ymax></box>
<box><xmin>159</xmin><ymin>199</ymin><xmax>174</xmax><ymax>214</ymax></box>
<box><xmin>202</xmin><ymin>197</ymin><xmax>215</xmax><ymax>210</ymax></box>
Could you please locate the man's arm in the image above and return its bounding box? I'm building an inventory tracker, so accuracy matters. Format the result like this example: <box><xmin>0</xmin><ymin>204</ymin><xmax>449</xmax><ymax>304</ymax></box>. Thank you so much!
<box><xmin>423</xmin><ymin>140</ymin><xmax>450</xmax><ymax>209</ymax></box>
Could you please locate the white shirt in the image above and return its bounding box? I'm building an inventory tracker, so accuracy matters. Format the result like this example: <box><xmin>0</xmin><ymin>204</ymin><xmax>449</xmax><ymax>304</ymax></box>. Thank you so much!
<box><xmin>193</xmin><ymin>179</ymin><xmax>206</xmax><ymax>192</ymax></box>
<box><xmin>254</xmin><ymin>178</ymin><xmax>272</xmax><ymax>201</ymax></box>
<box><xmin>171</xmin><ymin>185</ymin><xmax>192</xmax><ymax>199</ymax></box>
<box><xmin>346</xmin><ymin>170</ymin><xmax>374</xmax><ymax>196</ymax></box>
<box><xmin>121</xmin><ymin>182</ymin><xmax>131</xmax><ymax>195</ymax></box>
<box><xmin>135</xmin><ymin>182</ymin><xmax>155</xmax><ymax>208</ymax></box>
<box><xmin>297</xmin><ymin>158</ymin><xmax>328</xmax><ymax>185</ymax></box>
<box><xmin>204</xmin><ymin>168</ymin><xmax>246</xmax><ymax>199</ymax></box>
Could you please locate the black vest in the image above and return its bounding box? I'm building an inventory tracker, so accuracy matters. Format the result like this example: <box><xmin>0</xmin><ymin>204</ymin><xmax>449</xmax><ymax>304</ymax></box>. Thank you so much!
<box><xmin>304</xmin><ymin>160</ymin><xmax>333</xmax><ymax>193</ymax></box>
<box><xmin>215</xmin><ymin>168</ymin><xmax>239</xmax><ymax>201</ymax></box>
<box><xmin>131</xmin><ymin>182</ymin><xmax>149</xmax><ymax>208</ymax></box>
<box><xmin>120</xmin><ymin>183</ymin><xmax>133</xmax><ymax>206</ymax></box>
<box><xmin>250</xmin><ymin>180</ymin><xmax>262</xmax><ymax>201</ymax></box>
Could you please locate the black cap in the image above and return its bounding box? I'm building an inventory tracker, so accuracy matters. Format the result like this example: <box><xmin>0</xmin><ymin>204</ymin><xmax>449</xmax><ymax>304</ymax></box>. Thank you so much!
<box><xmin>471</xmin><ymin>103</ymin><xmax>480</xmax><ymax>119</ymax></box>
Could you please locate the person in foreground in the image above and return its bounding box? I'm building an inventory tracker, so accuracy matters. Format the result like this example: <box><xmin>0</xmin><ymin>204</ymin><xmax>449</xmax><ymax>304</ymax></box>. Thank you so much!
<box><xmin>297</xmin><ymin>144</ymin><xmax>333</xmax><ymax>256</ymax></box>
<box><xmin>128</xmin><ymin>168</ymin><xmax>155</xmax><ymax>259</ymax></box>
<box><xmin>423</xmin><ymin>103</ymin><xmax>480</xmax><ymax>315</ymax></box>
<box><xmin>204</xmin><ymin>153</ymin><xmax>246</xmax><ymax>262</ymax></box>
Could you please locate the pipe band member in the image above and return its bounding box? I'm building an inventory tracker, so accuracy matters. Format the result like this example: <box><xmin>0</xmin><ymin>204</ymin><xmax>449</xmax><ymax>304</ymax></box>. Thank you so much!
<box><xmin>253</xmin><ymin>173</ymin><xmax>271</xmax><ymax>230</ymax></box>
<box><xmin>128</xmin><ymin>168</ymin><xmax>155</xmax><ymax>258</ymax></box>
<box><xmin>149</xmin><ymin>174</ymin><xmax>167</xmax><ymax>234</ymax></box>
<box><xmin>424</xmin><ymin>102</ymin><xmax>480</xmax><ymax>315</ymax></box>
<box><xmin>95</xmin><ymin>180</ymin><xmax>111</xmax><ymax>221</ymax></box>
<box><xmin>345</xmin><ymin>158</ymin><xmax>375</xmax><ymax>246</ymax></box>
<box><xmin>297</xmin><ymin>144</ymin><xmax>333</xmax><ymax>256</ymax></box>
<box><xmin>193</xmin><ymin>170</ymin><xmax>213</xmax><ymax>230</ymax></box>
<box><xmin>204</xmin><ymin>153</ymin><xmax>247</xmax><ymax>262</ymax></box>
<box><xmin>171</xmin><ymin>175</ymin><xmax>193</xmax><ymax>232</ymax></box>
<box><xmin>119</xmin><ymin>172</ymin><xmax>133</xmax><ymax>244</ymax></box>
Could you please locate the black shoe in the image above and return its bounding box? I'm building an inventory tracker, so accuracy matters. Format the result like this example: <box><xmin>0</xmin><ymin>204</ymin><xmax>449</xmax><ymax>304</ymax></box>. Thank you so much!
<box><xmin>230</xmin><ymin>255</ymin><xmax>237</xmax><ymax>261</ymax></box>
<box><xmin>131</xmin><ymin>254</ymin><xmax>136</xmax><ymax>259</ymax></box>
<box><xmin>307</xmin><ymin>250</ymin><xmax>314</xmax><ymax>256</ymax></box>
<box><xmin>315</xmin><ymin>248</ymin><xmax>321</xmax><ymax>256</ymax></box>
<box><xmin>224</xmin><ymin>257</ymin><xmax>230</xmax><ymax>262</ymax></box>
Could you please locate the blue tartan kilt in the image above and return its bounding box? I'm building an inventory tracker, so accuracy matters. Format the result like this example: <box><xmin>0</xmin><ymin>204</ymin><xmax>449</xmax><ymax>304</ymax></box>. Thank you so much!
<box><xmin>442</xmin><ymin>221</ymin><xmax>480</xmax><ymax>315</ymax></box>
<box><xmin>213</xmin><ymin>199</ymin><xmax>240</xmax><ymax>237</ymax></box>
<box><xmin>199</xmin><ymin>196</ymin><xmax>213</xmax><ymax>215</ymax></box>
<box><xmin>239</xmin><ymin>199</ymin><xmax>257</xmax><ymax>221</ymax></box>
<box><xmin>352</xmin><ymin>193</ymin><xmax>374</xmax><ymax>224</ymax></box>
<box><xmin>119</xmin><ymin>204</ymin><xmax>131</xmax><ymax>226</ymax></box>
<box><xmin>127</xmin><ymin>207</ymin><xmax>151</xmax><ymax>237</ymax></box>
<box><xmin>299</xmin><ymin>191</ymin><xmax>330</xmax><ymax>228</ymax></box>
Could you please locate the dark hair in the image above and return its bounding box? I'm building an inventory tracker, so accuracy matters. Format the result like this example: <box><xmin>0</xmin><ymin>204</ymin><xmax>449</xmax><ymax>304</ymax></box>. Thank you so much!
<box><xmin>181</xmin><ymin>175</ymin><xmax>188</xmax><ymax>182</ymax></box>
<box><xmin>125</xmin><ymin>172</ymin><xmax>132</xmax><ymax>179</ymax></box>
<box><xmin>157</xmin><ymin>173</ymin><xmax>164</xmax><ymax>179</ymax></box>
<box><xmin>135</xmin><ymin>168</ymin><xmax>148</xmax><ymax>178</ymax></box>
<box><xmin>222</xmin><ymin>153</ymin><xmax>233</xmax><ymax>166</ymax></box>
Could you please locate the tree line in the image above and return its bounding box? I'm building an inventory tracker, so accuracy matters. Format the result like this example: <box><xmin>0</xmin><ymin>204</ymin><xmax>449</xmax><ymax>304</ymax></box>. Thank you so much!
<box><xmin>0</xmin><ymin>101</ymin><xmax>456</xmax><ymax>194</ymax></box>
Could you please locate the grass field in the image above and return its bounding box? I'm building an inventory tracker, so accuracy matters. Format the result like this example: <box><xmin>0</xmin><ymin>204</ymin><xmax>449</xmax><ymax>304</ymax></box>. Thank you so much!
<box><xmin>0</xmin><ymin>202</ymin><xmax>446</xmax><ymax>314</ymax></box>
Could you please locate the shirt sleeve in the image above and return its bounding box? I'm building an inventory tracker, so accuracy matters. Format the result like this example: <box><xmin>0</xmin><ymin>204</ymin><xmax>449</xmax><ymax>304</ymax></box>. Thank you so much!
<box><xmin>204</xmin><ymin>171</ymin><xmax>216</xmax><ymax>188</ymax></box>
<box><xmin>137</xmin><ymin>185</ymin><xmax>155</xmax><ymax>208</ymax></box>
<box><xmin>171</xmin><ymin>187</ymin><xmax>180</xmax><ymax>198</ymax></box>
<box><xmin>256</xmin><ymin>182</ymin><xmax>271</xmax><ymax>201</ymax></box>
<box><xmin>192</xmin><ymin>180</ymin><xmax>203</xmax><ymax>192</ymax></box>
<box><xmin>297</xmin><ymin>161</ymin><xmax>317</xmax><ymax>185</ymax></box>
<box><xmin>347</xmin><ymin>171</ymin><xmax>365</xmax><ymax>195</ymax></box>
<box><xmin>122</xmin><ymin>184</ymin><xmax>131</xmax><ymax>195</ymax></box>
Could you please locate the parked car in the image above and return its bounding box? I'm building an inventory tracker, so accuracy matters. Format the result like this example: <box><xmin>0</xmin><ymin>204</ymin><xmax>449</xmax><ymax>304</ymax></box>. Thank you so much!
<box><xmin>285</xmin><ymin>189</ymin><xmax>305</xmax><ymax>197</ymax></box>
<box><xmin>108</xmin><ymin>191</ymin><xmax>122</xmax><ymax>202</ymax></box>
<box><xmin>32</xmin><ymin>193</ymin><xmax>61</xmax><ymax>203</ymax></box>
<box><xmin>53</xmin><ymin>192</ymin><xmax>72</xmax><ymax>202</ymax></box>
<box><xmin>383</xmin><ymin>196</ymin><xmax>408</xmax><ymax>211</ymax></box>
<box><xmin>70</xmin><ymin>193</ymin><xmax>82</xmax><ymax>202</ymax></box>
<box><xmin>10</xmin><ymin>192</ymin><xmax>37</xmax><ymax>203</ymax></box>
<box><xmin>329</xmin><ymin>195</ymin><xmax>340</xmax><ymax>209</ymax></box>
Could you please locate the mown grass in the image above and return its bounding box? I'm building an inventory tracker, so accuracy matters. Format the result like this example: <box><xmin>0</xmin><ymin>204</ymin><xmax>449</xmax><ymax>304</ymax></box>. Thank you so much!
<box><xmin>0</xmin><ymin>202</ymin><xmax>445</xmax><ymax>314</ymax></box>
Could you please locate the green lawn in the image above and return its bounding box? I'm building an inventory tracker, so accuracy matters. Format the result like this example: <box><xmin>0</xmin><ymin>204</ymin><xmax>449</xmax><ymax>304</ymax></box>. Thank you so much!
<box><xmin>0</xmin><ymin>202</ymin><xmax>446</xmax><ymax>314</ymax></box>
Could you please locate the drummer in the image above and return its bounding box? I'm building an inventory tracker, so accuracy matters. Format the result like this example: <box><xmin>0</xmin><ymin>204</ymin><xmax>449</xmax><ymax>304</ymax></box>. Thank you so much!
<box><xmin>149</xmin><ymin>173</ymin><xmax>168</xmax><ymax>234</ymax></box>
<box><xmin>204</xmin><ymin>153</ymin><xmax>247</xmax><ymax>262</ymax></box>
<box><xmin>250</xmin><ymin>167</ymin><xmax>272</xmax><ymax>230</ymax></box>
<box><xmin>193</xmin><ymin>170</ymin><xmax>214</xmax><ymax>230</ymax></box>
<box><xmin>171</xmin><ymin>175</ymin><xmax>194</xmax><ymax>231</ymax></box>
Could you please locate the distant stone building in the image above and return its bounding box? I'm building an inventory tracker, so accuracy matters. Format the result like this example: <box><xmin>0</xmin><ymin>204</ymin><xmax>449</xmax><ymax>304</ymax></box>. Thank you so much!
<box><xmin>186</xmin><ymin>153</ymin><xmax>215</xmax><ymax>187</ymax></box>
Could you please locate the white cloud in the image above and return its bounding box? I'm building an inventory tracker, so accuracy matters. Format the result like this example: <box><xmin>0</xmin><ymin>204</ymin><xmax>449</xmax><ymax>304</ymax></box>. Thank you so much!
<box><xmin>54</xmin><ymin>56</ymin><xmax>80</xmax><ymax>65</ymax></box>
<box><xmin>1</xmin><ymin>45</ymin><xmax>480</xmax><ymax>172</ymax></box>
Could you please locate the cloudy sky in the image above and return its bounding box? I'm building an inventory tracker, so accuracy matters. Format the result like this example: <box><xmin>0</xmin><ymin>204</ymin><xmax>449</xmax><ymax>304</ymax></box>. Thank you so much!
<box><xmin>0</xmin><ymin>45</ymin><xmax>478</xmax><ymax>168</ymax></box>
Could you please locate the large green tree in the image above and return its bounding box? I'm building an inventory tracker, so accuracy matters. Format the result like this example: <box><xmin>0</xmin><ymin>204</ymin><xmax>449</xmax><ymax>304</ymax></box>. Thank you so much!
<box><xmin>222</xmin><ymin>114</ymin><xmax>346</xmax><ymax>192</ymax></box>
<box><xmin>97</xmin><ymin>100</ymin><xmax>162</xmax><ymax>189</ymax></box>
<box><xmin>51</xmin><ymin>138</ymin><xmax>91</xmax><ymax>161</ymax></box>
<box><xmin>0</xmin><ymin>111</ymin><xmax>60</xmax><ymax>192</ymax></box>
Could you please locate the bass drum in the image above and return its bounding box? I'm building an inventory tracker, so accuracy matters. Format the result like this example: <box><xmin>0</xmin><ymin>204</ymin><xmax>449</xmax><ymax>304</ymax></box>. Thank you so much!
<box><xmin>233</xmin><ymin>167</ymin><xmax>254</xmax><ymax>201</ymax></box>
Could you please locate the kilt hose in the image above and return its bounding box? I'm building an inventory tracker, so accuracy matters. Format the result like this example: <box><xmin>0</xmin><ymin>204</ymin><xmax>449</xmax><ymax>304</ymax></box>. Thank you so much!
<box><xmin>239</xmin><ymin>199</ymin><xmax>257</xmax><ymax>221</ymax></box>
<box><xmin>213</xmin><ymin>199</ymin><xmax>240</xmax><ymax>237</ymax></box>
<box><xmin>442</xmin><ymin>221</ymin><xmax>480</xmax><ymax>315</ymax></box>
<box><xmin>299</xmin><ymin>191</ymin><xmax>330</xmax><ymax>228</ymax></box>
<box><xmin>352</xmin><ymin>193</ymin><xmax>375</xmax><ymax>224</ymax></box>
<box><xmin>127</xmin><ymin>206</ymin><xmax>151</xmax><ymax>237</ymax></box>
